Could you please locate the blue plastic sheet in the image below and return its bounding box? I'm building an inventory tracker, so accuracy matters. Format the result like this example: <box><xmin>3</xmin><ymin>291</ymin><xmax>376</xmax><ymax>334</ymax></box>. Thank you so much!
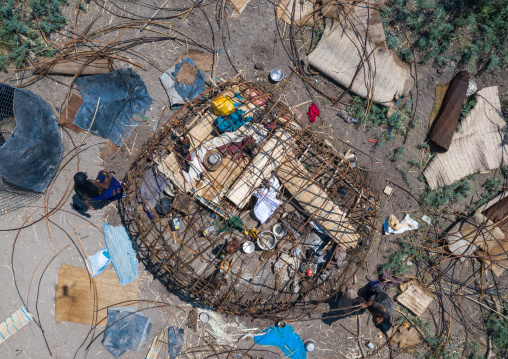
<box><xmin>73</xmin><ymin>69</ymin><xmax>153</xmax><ymax>146</ymax></box>
<box><xmin>168</xmin><ymin>326</ymin><xmax>184</xmax><ymax>358</ymax></box>
<box><xmin>254</xmin><ymin>325</ymin><xmax>306</xmax><ymax>359</ymax></box>
<box><xmin>0</xmin><ymin>84</ymin><xmax>63</xmax><ymax>193</ymax></box>
<box><xmin>103</xmin><ymin>222</ymin><xmax>138</xmax><ymax>285</ymax></box>
<box><xmin>102</xmin><ymin>307</ymin><xmax>151</xmax><ymax>358</ymax></box>
<box><xmin>160</xmin><ymin>58</ymin><xmax>205</xmax><ymax>110</ymax></box>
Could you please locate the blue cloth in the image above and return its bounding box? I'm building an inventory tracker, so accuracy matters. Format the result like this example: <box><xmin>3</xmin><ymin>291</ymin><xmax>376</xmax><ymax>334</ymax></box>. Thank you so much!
<box><xmin>92</xmin><ymin>170</ymin><xmax>123</xmax><ymax>201</ymax></box>
<box><xmin>103</xmin><ymin>223</ymin><xmax>138</xmax><ymax>285</ymax></box>
<box><xmin>73</xmin><ymin>68</ymin><xmax>153</xmax><ymax>146</ymax></box>
<box><xmin>215</xmin><ymin>109</ymin><xmax>252</xmax><ymax>134</ymax></box>
<box><xmin>0</xmin><ymin>84</ymin><xmax>63</xmax><ymax>192</ymax></box>
<box><xmin>254</xmin><ymin>325</ymin><xmax>306</xmax><ymax>359</ymax></box>
<box><xmin>102</xmin><ymin>307</ymin><xmax>151</xmax><ymax>358</ymax></box>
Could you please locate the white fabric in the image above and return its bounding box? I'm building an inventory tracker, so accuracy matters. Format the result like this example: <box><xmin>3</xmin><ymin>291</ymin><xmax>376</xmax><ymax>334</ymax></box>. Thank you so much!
<box><xmin>181</xmin><ymin>151</ymin><xmax>206</xmax><ymax>183</ymax></box>
<box><xmin>160</xmin><ymin>71</ymin><xmax>184</xmax><ymax>108</ymax></box>
<box><xmin>85</xmin><ymin>248</ymin><xmax>111</xmax><ymax>277</ymax></box>
<box><xmin>253</xmin><ymin>176</ymin><xmax>281</xmax><ymax>224</ymax></box>
<box><xmin>384</xmin><ymin>214</ymin><xmax>419</xmax><ymax>234</ymax></box>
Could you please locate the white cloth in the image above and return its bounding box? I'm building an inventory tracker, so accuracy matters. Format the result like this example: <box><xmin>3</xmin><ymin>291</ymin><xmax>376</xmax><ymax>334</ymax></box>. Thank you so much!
<box><xmin>85</xmin><ymin>248</ymin><xmax>111</xmax><ymax>277</ymax></box>
<box><xmin>383</xmin><ymin>214</ymin><xmax>419</xmax><ymax>234</ymax></box>
<box><xmin>181</xmin><ymin>151</ymin><xmax>205</xmax><ymax>183</ymax></box>
<box><xmin>253</xmin><ymin>176</ymin><xmax>281</xmax><ymax>224</ymax></box>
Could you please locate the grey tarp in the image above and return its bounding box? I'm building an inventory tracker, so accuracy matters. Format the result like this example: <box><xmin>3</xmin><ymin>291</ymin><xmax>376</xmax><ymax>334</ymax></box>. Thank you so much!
<box><xmin>73</xmin><ymin>68</ymin><xmax>153</xmax><ymax>146</ymax></box>
<box><xmin>0</xmin><ymin>84</ymin><xmax>63</xmax><ymax>193</ymax></box>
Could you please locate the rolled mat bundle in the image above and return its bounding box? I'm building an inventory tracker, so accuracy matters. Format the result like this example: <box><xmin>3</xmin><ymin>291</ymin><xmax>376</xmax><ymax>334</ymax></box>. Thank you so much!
<box><xmin>429</xmin><ymin>71</ymin><xmax>469</xmax><ymax>151</ymax></box>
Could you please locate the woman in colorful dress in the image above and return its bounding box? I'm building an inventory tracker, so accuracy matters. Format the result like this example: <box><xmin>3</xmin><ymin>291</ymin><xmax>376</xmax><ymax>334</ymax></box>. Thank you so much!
<box><xmin>73</xmin><ymin>171</ymin><xmax>123</xmax><ymax>211</ymax></box>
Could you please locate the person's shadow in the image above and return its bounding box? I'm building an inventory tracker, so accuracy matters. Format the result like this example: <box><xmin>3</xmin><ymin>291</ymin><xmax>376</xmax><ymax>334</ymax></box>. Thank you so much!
<box><xmin>71</xmin><ymin>194</ymin><xmax>110</xmax><ymax>218</ymax></box>
<box><xmin>321</xmin><ymin>282</ymin><xmax>371</xmax><ymax>325</ymax></box>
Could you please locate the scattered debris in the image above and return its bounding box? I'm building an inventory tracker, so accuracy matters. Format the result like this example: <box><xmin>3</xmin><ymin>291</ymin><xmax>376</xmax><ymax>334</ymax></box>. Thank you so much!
<box><xmin>383</xmin><ymin>186</ymin><xmax>394</xmax><ymax>196</ymax></box>
<box><xmin>384</xmin><ymin>214</ymin><xmax>418</xmax><ymax>234</ymax></box>
<box><xmin>390</xmin><ymin>323</ymin><xmax>421</xmax><ymax>353</ymax></box>
<box><xmin>421</xmin><ymin>215</ymin><xmax>432</xmax><ymax>226</ymax></box>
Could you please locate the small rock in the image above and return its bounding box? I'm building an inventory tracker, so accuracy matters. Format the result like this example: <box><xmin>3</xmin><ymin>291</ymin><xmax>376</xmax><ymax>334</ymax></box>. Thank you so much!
<box><xmin>254</xmin><ymin>63</ymin><xmax>265</xmax><ymax>71</ymax></box>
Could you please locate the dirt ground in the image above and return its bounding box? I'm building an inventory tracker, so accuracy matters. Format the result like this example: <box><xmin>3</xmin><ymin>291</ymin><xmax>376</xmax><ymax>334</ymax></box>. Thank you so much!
<box><xmin>0</xmin><ymin>0</ymin><xmax>507</xmax><ymax>358</ymax></box>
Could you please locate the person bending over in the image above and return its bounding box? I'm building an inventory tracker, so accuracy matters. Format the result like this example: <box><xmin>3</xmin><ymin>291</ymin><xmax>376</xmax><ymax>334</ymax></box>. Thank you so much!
<box><xmin>73</xmin><ymin>171</ymin><xmax>122</xmax><ymax>211</ymax></box>
<box><xmin>360</xmin><ymin>275</ymin><xmax>394</xmax><ymax>334</ymax></box>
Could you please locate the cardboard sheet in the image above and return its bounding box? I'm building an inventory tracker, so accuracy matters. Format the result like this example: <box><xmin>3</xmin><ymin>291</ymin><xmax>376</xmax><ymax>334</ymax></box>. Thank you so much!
<box><xmin>55</xmin><ymin>264</ymin><xmax>139</xmax><ymax>326</ymax></box>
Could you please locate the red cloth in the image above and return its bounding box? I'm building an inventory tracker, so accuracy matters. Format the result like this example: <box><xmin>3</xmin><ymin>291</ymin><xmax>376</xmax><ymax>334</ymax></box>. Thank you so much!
<box><xmin>217</xmin><ymin>136</ymin><xmax>256</xmax><ymax>160</ymax></box>
<box><xmin>307</xmin><ymin>103</ymin><xmax>320</xmax><ymax>123</ymax></box>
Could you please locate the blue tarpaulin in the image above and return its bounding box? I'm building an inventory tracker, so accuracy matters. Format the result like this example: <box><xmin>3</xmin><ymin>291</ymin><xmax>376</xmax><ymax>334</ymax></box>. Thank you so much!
<box><xmin>103</xmin><ymin>222</ymin><xmax>138</xmax><ymax>285</ymax></box>
<box><xmin>0</xmin><ymin>84</ymin><xmax>63</xmax><ymax>193</ymax></box>
<box><xmin>160</xmin><ymin>58</ymin><xmax>205</xmax><ymax>110</ymax></box>
<box><xmin>168</xmin><ymin>326</ymin><xmax>184</xmax><ymax>358</ymax></box>
<box><xmin>254</xmin><ymin>325</ymin><xmax>306</xmax><ymax>359</ymax></box>
<box><xmin>102</xmin><ymin>307</ymin><xmax>151</xmax><ymax>358</ymax></box>
<box><xmin>73</xmin><ymin>68</ymin><xmax>153</xmax><ymax>146</ymax></box>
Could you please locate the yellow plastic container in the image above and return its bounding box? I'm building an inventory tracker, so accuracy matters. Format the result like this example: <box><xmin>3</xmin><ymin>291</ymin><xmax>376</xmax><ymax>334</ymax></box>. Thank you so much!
<box><xmin>211</xmin><ymin>96</ymin><xmax>235</xmax><ymax>116</ymax></box>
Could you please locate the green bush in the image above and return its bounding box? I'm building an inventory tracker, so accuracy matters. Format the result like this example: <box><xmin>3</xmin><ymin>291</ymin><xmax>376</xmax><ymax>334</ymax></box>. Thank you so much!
<box><xmin>420</xmin><ymin>178</ymin><xmax>474</xmax><ymax>209</ymax></box>
<box><xmin>382</xmin><ymin>0</ymin><xmax>508</xmax><ymax>71</ymax></box>
<box><xmin>0</xmin><ymin>0</ymin><xmax>69</xmax><ymax>71</ymax></box>
<box><xmin>347</xmin><ymin>96</ymin><xmax>411</xmax><ymax>145</ymax></box>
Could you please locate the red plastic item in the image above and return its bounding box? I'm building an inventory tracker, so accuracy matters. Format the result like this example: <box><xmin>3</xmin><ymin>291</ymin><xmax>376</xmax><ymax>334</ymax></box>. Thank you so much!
<box><xmin>307</xmin><ymin>103</ymin><xmax>320</xmax><ymax>123</ymax></box>
<box><xmin>306</xmin><ymin>269</ymin><xmax>313</xmax><ymax>277</ymax></box>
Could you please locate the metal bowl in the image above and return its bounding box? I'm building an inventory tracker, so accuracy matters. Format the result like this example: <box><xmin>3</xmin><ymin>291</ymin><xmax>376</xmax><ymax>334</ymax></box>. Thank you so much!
<box><xmin>272</xmin><ymin>222</ymin><xmax>287</xmax><ymax>238</ymax></box>
<box><xmin>269</xmin><ymin>68</ymin><xmax>284</xmax><ymax>82</ymax></box>
<box><xmin>199</xmin><ymin>312</ymin><xmax>210</xmax><ymax>323</ymax></box>
<box><xmin>257</xmin><ymin>231</ymin><xmax>276</xmax><ymax>250</ymax></box>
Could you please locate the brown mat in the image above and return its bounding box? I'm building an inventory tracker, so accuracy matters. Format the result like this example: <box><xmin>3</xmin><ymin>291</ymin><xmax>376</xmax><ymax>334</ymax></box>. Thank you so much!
<box><xmin>59</xmin><ymin>94</ymin><xmax>84</xmax><ymax>134</ymax></box>
<box><xmin>55</xmin><ymin>264</ymin><xmax>139</xmax><ymax>326</ymax></box>
<box><xmin>307</xmin><ymin>0</ymin><xmax>412</xmax><ymax>106</ymax></box>
<box><xmin>423</xmin><ymin>86</ymin><xmax>507</xmax><ymax>189</ymax></box>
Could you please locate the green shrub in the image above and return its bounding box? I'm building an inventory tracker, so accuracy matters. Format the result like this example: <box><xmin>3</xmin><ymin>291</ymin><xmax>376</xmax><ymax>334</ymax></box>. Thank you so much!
<box><xmin>347</xmin><ymin>96</ymin><xmax>411</xmax><ymax>144</ymax></box>
<box><xmin>0</xmin><ymin>0</ymin><xmax>69</xmax><ymax>71</ymax></box>
<box><xmin>420</xmin><ymin>178</ymin><xmax>474</xmax><ymax>209</ymax></box>
<box><xmin>382</xmin><ymin>0</ymin><xmax>508</xmax><ymax>71</ymax></box>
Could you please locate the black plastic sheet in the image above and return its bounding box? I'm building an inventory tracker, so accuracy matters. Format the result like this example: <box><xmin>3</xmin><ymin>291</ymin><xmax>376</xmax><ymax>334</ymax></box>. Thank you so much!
<box><xmin>0</xmin><ymin>84</ymin><xmax>63</xmax><ymax>193</ymax></box>
<box><xmin>73</xmin><ymin>68</ymin><xmax>153</xmax><ymax>146</ymax></box>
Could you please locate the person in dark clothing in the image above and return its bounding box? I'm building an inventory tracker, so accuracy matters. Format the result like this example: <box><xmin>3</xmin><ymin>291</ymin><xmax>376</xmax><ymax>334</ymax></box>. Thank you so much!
<box><xmin>360</xmin><ymin>275</ymin><xmax>394</xmax><ymax>334</ymax></box>
<box><xmin>72</xmin><ymin>171</ymin><xmax>123</xmax><ymax>211</ymax></box>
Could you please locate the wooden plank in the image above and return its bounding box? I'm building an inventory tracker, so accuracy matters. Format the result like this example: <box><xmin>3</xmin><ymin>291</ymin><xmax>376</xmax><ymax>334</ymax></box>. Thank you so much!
<box><xmin>55</xmin><ymin>264</ymin><xmax>139</xmax><ymax>326</ymax></box>
<box><xmin>226</xmin><ymin>131</ymin><xmax>293</xmax><ymax>208</ymax></box>
<box><xmin>277</xmin><ymin>156</ymin><xmax>359</xmax><ymax>248</ymax></box>
<box><xmin>35</xmin><ymin>58</ymin><xmax>113</xmax><ymax>76</ymax></box>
